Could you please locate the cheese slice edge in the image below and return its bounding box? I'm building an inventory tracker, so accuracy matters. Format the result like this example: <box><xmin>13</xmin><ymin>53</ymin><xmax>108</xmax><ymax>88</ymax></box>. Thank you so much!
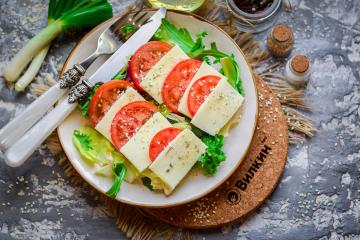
<box><xmin>178</xmin><ymin>61</ymin><xmax>225</xmax><ymax>117</ymax></box>
<box><xmin>191</xmin><ymin>78</ymin><xmax>244</xmax><ymax>136</ymax></box>
<box><xmin>120</xmin><ymin>112</ymin><xmax>172</xmax><ymax>172</ymax></box>
<box><xmin>140</xmin><ymin>45</ymin><xmax>189</xmax><ymax>103</ymax></box>
<box><xmin>95</xmin><ymin>87</ymin><xmax>144</xmax><ymax>141</ymax></box>
<box><xmin>149</xmin><ymin>128</ymin><xmax>207</xmax><ymax>192</ymax></box>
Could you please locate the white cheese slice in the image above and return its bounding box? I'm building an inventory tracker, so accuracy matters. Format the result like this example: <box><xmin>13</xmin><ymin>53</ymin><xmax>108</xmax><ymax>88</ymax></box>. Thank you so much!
<box><xmin>178</xmin><ymin>61</ymin><xmax>225</xmax><ymax>117</ymax></box>
<box><xmin>140</xmin><ymin>45</ymin><xmax>189</xmax><ymax>103</ymax></box>
<box><xmin>149</xmin><ymin>129</ymin><xmax>207</xmax><ymax>193</ymax></box>
<box><xmin>95</xmin><ymin>87</ymin><xmax>144</xmax><ymax>141</ymax></box>
<box><xmin>120</xmin><ymin>112</ymin><xmax>172</xmax><ymax>172</ymax></box>
<box><xmin>191</xmin><ymin>78</ymin><xmax>244</xmax><ymax>136</ymax></box>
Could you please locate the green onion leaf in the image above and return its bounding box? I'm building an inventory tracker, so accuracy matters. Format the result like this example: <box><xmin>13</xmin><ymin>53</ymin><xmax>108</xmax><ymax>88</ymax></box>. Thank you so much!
<box><xmin>4</xmin><ymin>0</ymin><xmax>113</xmax><ymax>83</ymax></box>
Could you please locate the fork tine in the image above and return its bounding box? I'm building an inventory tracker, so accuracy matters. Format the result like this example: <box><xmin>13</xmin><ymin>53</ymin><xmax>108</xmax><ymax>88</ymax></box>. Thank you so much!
<box><xmin>128</xmin><ymin>7</ymin><xmax>143</xmax><ymax>22</ymax></box>
<box><xmin>109</xmin><ymin>10</ymin><xmax>153</xmax><ymax>42</ymax></box>
<box><xmin>133</xmin><ymin>12</ymin><xmax>148</xmax><ymax>28</ymax></box>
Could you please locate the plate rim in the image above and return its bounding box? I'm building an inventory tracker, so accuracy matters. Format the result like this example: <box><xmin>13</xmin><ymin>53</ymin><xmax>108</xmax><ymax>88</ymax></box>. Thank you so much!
<box><xmin>57</xmin><ymin>10</ymin><xmax>259</xmax><ymax>208</ymax></box>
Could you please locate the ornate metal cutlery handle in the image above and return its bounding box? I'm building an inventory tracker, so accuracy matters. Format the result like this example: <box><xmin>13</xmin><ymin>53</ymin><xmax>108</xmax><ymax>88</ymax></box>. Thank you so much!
<box><xmin>59</xmin><ymin>64</ymin><xmax>86</xmax><ymax>89</ymax></box>
<box><xmin>68</xmin><ymin>79</ymin><xmax>93</xmax><ymax>104</ymax></box>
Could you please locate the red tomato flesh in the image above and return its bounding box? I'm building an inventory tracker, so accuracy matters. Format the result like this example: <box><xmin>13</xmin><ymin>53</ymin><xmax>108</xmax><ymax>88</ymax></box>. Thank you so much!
<box><xmin>88</xmin><ymin>80</ymin><xmax>132</xmax><ymax>127</ymax></box>
<box><xmin>149</xmin><ymin>127</ymin><xmax>182</xmax><ymax>161</ymax></box>
<box><xmin>187</xmin><ymin>75</ymin><xmax>221</xmax><ymax>117</ymax></box>
<box><xmin>129</xmin><ymin>41</ymin><xmax>172</xmax><ymax>91</ymax></box>
<box><xmin>162</xmin><ymin>59</ymin><xmax>202</xmax><ymax>112</ymax></box>
<box><xmin>110</xmin><ymin>101</ymin><xmax>158</xmax><ymax>151</ymax></box>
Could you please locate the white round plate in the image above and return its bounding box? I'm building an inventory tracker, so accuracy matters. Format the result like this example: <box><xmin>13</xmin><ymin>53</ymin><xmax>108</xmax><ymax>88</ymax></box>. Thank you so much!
<box><xmin>58</xmin><ymin>10</ymin><xmax>258</xmax><ymax>208</ymax></box>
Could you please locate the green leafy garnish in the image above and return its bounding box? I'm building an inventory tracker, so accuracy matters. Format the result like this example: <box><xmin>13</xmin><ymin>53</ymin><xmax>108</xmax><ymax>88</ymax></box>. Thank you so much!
<box><xmin>73</xmin><ymin>130</ymin><xmax>101</xmax><ymax>164</ymax></box>
<box><xmin>155</xmin><ymin>101</ymin><xmax>226</xmax><ymax>174</ymax></box>
<box><xmin>106</xmin><ymin>163</ymin><xmax>127</xmax><ymax>198</ymax></box>
<box><xmin>159</xmin><ymin>104</ymin><xmax>172</xmax><ymax>118</ymax></box>
<box><xmin>73</xmin><ymin>130</ymin><xmax>92</xmax><ymax>151</ymax></box>
<box><xmin>72</xmin><ymin>125</ymin><xmax>123</xmax><ymax>164</ymax></box>
<box><xmin>121</xmin><ymin>23</ymin><xmax>136</xmax><ymax>36</ymax></box>
<box><xmin>221</xmin><ymin>56</ymin><xmax>244</xmax><ymax>95</ymax></box>
<box><xmin>141</xmin><ymin>177</ymin><xmax>154</xmax><ymax>191</ymax></box>
<box><xmin>79</xmin><ymin>82</ymin><xmax>102</xmax><ymax>117</ymax></box>
<box><xmin>154</xmin><ymin>19</ymin><xmax>244</xmax><ymax>95</ymax></box>
<box><xmin>198</xmin><ymin>134</ymin><xmax>226</xmax><ymax>175</ymax></box>
<box><xmin>72</xmin><ymin>126</ymin><xmax>130</xmax><ymax>198</ymax></box>
<box><xmin>157</xmin><ymin>19</ymin><xmax>206</xmax><ymax>57</ymax></box>
<box><xmin>112</xmin><ymin>56</ymin><xmax>131</xmax><ymax>80</ymax></box>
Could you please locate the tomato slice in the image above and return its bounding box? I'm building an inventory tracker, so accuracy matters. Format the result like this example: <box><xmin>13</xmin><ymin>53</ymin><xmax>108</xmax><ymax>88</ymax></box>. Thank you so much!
<box><xmin>149</xmin><ymin>127</ymin><xmax>182</xmax><ymax>161</ymax></box>
<box><xmin>129</xmin><ymin>41</ymin><xmax>172</xmax><ymax>91</ymax></box>
<box><xmin>110</xmin><ymin>101</ymin><xmax>158</xmax><ymax>151</ymax></box>
<box><xmin>187</xmin><ymin>75</ymin><xmax>221</xmax><ymax>117</ymax></box>
<box><xmin>89</xmin><ymin>80</ymin><xmax>132</xmax><ymax>127</ymax></box>
<box><xmin>162</xmin><ymin>59</ymin><xmax>202</xmax><ymax>112</ymax></box>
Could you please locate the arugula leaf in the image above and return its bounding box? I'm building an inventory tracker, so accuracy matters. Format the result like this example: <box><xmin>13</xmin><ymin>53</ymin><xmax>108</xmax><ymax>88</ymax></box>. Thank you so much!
<box><xmin>221</xmin><ymin>56</ymin><xmax>244</xmax><ymax>95</ymax></box>
<box><xmin>112</xmin><ymin>57</ymin><xmax>130</xmax><ymax>80</ymax></box>
<box><xmin>153</xmin><ymin>24</ymin><xmax>173</xmax><ymax>44</ymax></box>
<box><xmin>196</xmin><ymin>42</ymin><xmax>227</xmax><ymax>63</ymax></box>
<box><xmin>198</xmin><ymin>134</ymin><xmax>226</xmax><ymax>175</ymax></box>
<box><xmin>160</xmin><ymin>19</ymin><xmax>196</xmax><ymax>54</ymax></box>
<box><xmin>141</xmin><ymin>177</ymin><xmax>154</xmax><ymax>191</ymax></box>
<box><xmin>79</xmin><ymin>83</ymin><xmax>102</xmax><ymax>117</ymax></box>
<box><xmin>73</xmin><ymin>130</ymin><xmax>92</xmax><ymax>151</ymax></box>
<box><xmin>106</xmin><ymin>163</ymin><xmax>127</xmax><ymax>198</ymax></box>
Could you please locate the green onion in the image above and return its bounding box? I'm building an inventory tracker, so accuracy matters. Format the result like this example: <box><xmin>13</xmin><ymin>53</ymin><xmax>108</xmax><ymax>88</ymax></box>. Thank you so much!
<box><xmin>15</xmin><ymin>45</ymin><xmax>50</xmax><ymax>91</ymax></box>
<box><xmin>4</xmin><ymin>0</ymin><xmax>113</xmax><ymax>88</ymax></box>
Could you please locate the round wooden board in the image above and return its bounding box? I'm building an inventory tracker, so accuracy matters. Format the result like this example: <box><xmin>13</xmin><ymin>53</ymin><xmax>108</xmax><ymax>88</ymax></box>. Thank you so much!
<box><xmin>143</xmin><ymin>76</ymin><xmax>289</xmax><ymax>229</ymax></box>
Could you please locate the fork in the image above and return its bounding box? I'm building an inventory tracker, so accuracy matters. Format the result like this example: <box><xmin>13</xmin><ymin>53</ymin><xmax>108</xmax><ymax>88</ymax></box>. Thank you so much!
<box><xmin>0</xmin><ymin>9</ymin><xmax>148</xmax><ymax>150</ymax></box>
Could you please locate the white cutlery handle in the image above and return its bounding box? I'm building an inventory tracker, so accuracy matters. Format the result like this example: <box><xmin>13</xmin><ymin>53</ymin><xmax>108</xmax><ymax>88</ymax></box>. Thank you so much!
<box><xmin>0</xmin><ymin>82</ymin><xmax>67</xmax><ymax>149</ymax></box>
<box><xmin>4</xmin><ymin>99</ymin><xmax>76</xmax><ymax>167</ymax></box>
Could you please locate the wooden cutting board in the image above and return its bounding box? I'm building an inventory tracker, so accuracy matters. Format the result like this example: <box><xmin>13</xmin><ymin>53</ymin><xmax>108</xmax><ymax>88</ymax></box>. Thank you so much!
<box><xmin>144</xmin><ymin>75</ymin><xmax>288</xmax><ymax>228</ymax></box>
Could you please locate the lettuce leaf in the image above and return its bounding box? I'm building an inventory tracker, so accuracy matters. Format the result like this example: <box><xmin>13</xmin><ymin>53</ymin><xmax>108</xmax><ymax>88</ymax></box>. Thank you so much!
<box><xmin>72</xmin><ymin>126</ymin><xmax>130</xmax><ymax>198</ymax></box>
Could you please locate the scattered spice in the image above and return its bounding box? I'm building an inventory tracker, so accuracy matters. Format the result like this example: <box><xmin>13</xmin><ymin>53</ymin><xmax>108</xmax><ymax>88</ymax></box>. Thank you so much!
<box><xmin>267</xmin><ymin>24</ymin><xmax>294</xmax><ymax>57</ymax></box>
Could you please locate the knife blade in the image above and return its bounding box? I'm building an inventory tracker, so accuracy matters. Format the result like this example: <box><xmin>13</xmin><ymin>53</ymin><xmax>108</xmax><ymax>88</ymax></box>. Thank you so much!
<box><xmin>4</xmin><ymin>8</ymin><xmax>167</xmax><ymax>167</ymax></box>
<box><xmin>88</xmin><ymin>7</ymin><xmax>166</xmax><ymax>85</ymax></box>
